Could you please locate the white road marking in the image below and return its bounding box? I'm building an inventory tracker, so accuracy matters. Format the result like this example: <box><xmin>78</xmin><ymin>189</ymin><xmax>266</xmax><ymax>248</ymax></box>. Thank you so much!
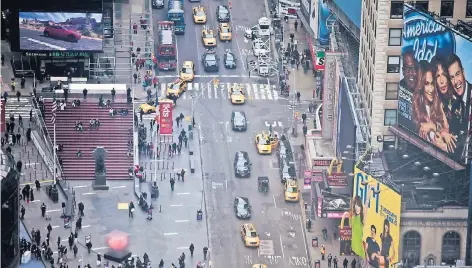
<box><xmin>279</xmin><ymin>235</ymin><xmax>285</xmax><ymax>259</ymax></box>
<box><xmin>214</xmin><ymin>85</ymin><xmax>218</xmax><ymax>99</ymax></box>
<box><xmin>266</xmin><ymin>85</ymin><xmax>273</xmax><ymax>99</ymax></box>
<box><xmin>46</xmin><ymin>226</ymin><xmax>60</xmax><ymax>229</ymax></box>
<box><xmin>246</xmin><ymin>83</ymin><xmax>252</xmax><ymax>97</ymax></box>
<box><xmin>187</xmin><ymin>83</ymin><xmax>193</xmax><ymax>91</ymax></box>
<box><xmin>93</xmin><ymin>247</ymin><xmax>109</xmax><ymax>250</ymax></box>
<box><xmin>170</xmin><ymin>204</ymin><xmax>184</xmax><ymax>207</ymax></box>
<box><xmin>31</xmin><ymin>200</ymin><xmax>41</xmax><ymax>203</ymax></box>
<box><xmin>82</xmin><ymin>225</ymin><xmax>91</xmax><ymax>228</ymax></box>
<box><xmin>259</xmin><ymin>84</ymin><xmax>266</xmax><ymax>99</ymax></box>
<box><xmin>74</xmin><ymin>185</ymin><xmax>87</xmax><ymax>189</ymax></box>
<box><xmin>61</xmin><ymin>239</ymin><xmax>69</xmax><ymax>242</ymax></box>
<box><xmin>299</xmin><ymin>217</ymin><xmax>310</xmax><ymax>259</ymax></box>
<box><xmin>164</xmin><ymin>233</ymin><xmax>179</xmax><ymax>236</ymax></box>
<box><xmin>25</xmin><ymin>37</ymin><xmax>66</xmax><ymax>50</ymax></box>
<box><xmin>175</xmin><ymin>220</ymin><xmax>189</xmax><ymax>223</ymax></box>
<box><xmin>82</xmin><ymin>192</ymin><xmax>95</xmax><ymax>196</ymax></box>
<box><xmin>253</xmin><ymin>84</ymin><xmax>260</xmax><ymax>99</ymax></box>
<box><xmin>273</xmin><ymin>89</ymin><xmax>279</xmax><ymax>100</ymax></box>
<box><xmin>111</xmin><ymin>186</ymin><xmax>127</xmax><ymax>189</ymax></box>
<box><xmin>25</xmin><ymin>162</ymin><xmax>39</xmax><ymax>166</ymax></box>
<box><xmin>208</xmin><ymin>85</ymin><xmax>212</xmax><ymax>99</ymax></box>
<box><xmin>160</xmin><ymin>84</ymin><xmax>166</xmax><ymax>97</ymax></box>
<box><xmin>194</xmin><ymin>83</ymin><xmax>199</xmax><ymax>91</ymax></box>
<box><xmin>176</xmin><ymin>192</ymin><xmax>190</xmax><ymax>195</ymax></box>
<box><xmin>272</xmin><ymin>196</ymin><xmax>277</xmax><ymax>208</ymax></box>
<box><xmin>46</xmin><ymin>209</ymin><xmax>61</xmax><ymax>213</ymax></box>
<box><xmin>177</xmin><ymin>246</ymin><xmax>188</xmax><ymax>250</ymax></box>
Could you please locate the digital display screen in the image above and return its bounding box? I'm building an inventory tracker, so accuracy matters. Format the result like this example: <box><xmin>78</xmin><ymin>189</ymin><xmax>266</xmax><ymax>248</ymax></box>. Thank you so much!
<box><xmin>19</xmin><ymin>12</ymin><xmax>103</xmax><ymax>51</ymax></box>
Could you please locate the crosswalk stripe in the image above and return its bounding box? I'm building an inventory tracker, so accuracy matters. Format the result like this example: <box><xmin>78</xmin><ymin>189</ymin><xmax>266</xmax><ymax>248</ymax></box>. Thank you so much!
<box><xmin>266</xmin><ymin>85</ymin><xmax>273</xmax><ymax>100</ymax></box>
<box><xmin>207</xmin><ymin>84</ymin><xmax>212</xmax><ymax>99</ymax></box>
<box><xmin>160</xmin><ymin>84</ymin><xmax>166</xmax><ymax>97</ymax></box>
<box><xmin>220</xmin><ymin>83</ymin><xmax>226</xmax><ymax>99</ymax></box>
<box><xmin>215</xmin><ymin>85</ymin><xmax>218</xmax><ymax>99</ymax></box>
<box><xmin>259</xmin><ymin>84</ymin><xmax>266</xmax><ymax>100</ymax></box>
<box><xmin>272</xmin><ymin>87</ymin><xmax>279</xmax><ymax>100</ymax></box>
<box><xmin>227</xmin><ymin>83</ymin><xmax>232</xmax><ymax>98</ymax></box>
<box><xmin>187</xmin><ymin>83</ymin><xmax>193</xmax><ymax>91</ymax></box>
<box><xmin>194</xmin><ymin>83</ymin><xmax>199</xmax><ymax>91</ymax></box>
<box><xmin>252</xmin><ymin>84</ymin><xmax>259</xmax><ymax>100</ymax></box>
<box><xmin>246</xmin><ymin>83</ymin><xmax>252</xmax><ymax>98</ymax></box>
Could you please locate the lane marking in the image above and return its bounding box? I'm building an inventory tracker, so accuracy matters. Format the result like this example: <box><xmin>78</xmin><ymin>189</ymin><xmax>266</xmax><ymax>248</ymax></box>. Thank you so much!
<box><xmin>61</xmin><ymin>239</ymin><xmax>69</xmax><ymax>242</ymax></box>
<box><xmin>175</xmin><ymin>220</ymin><xmax>189</xmax><ymax>223</ymax></box>
<box><xmin>170</xmin><ymin>204</ymin><xmax>184</xmax><ymax>207</ymax></box>
<box><xmin>279</xmin><ymin>235</ymin><xmax>285</xmax><ymax>259</ymax></box>
<box><xmin>46</xmin><ymin>209</ymin><xmax>61</xmax><ymax>213</ymax></box>
<box><xmin>111</xmin><ymin>186</ymin><xmax>127</xmax><ymax>189</ymax></box>
<box><xmin>31</xmin><ymin>200</ymin><xmax>41</xmax><ymax>203</ymax></box>
<box><xmin>272</xmin><ymin>196</ymin><xmax>277</xmax><ymax>208</ymax></box>
<box><xmin>25</xmin><ymin>37</ymin><xmax>67</xmax><ymax>50</ymax></box>
<box><xmin>176</xmin><ymin>193</ymin><xmax>190</xmax><ymax>195</ymax></box>
<box><xmin>93</xmin><ymin>247</ymin><xmax>109</xmax><ymax>250</ymax></box>
<box><xmin>177</xmin><ymin>246</ymin><xmax>188</xmax><ymax>250</ymax></box>
<box><xmin>25</xmin><ymin>162</ymin><xmax>39</xmax><ymax>166</ymax></box>
<box><xmin>82</xmin><ymin>225</ymin><xmax>91</xmax><ymax>229</ymax></box>
<box><xmin>299</xmin><ymin>216</ymin><xmax>310</xmax><ymax>259</ymax></box>
<box><xmin>82</xmin><ymin>192</ymin><xmax>95</xmax><ymax>196</ymax></box>
<box><xmin>46</xmin><ymin>226</ymin><xmax>60</xmax><ymax>229</ymax></box>
<box><xmin>163</xmin><ymin>233</ymin><xmax>178</xmax><ymax>236</ymax></box>
<box><xmin>74</xmin><ymin>185</ymin><xmax>88</xmax><ymax>189</ymax></box>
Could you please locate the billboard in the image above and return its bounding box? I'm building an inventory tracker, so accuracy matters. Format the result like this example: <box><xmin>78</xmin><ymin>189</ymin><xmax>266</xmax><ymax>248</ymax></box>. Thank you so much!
<box><xmin>321</xmin><ymin>194</ymin><xmax>350</xmax><ymax>218</ymax></box>
<box><xmin>315</xmin><ymin>51</ymin><xmax>325</xmax><ymax>71</ymax></box>
<box><xmin>343</xmin><ymin>168</ymin><xmax>401</xmax><ymax>268</ymax></box>
<box><xmin>318</xmin><ymin>0</ymin><xmax>330</xmax><ymax>45</ymax></box>
<box><xmin>337</xmin><ymin>76</ymin><xmax>356</xmax><ymax>174</ymax></box>
<box><xmin>159</xmin><ymin>101</ymin><xmax>173</xmax><ymax>135</ymax></box>
<box><xmin>19</xmin><ymin>12</ymin><xmax>103</xmax><ymax>51</ymax></box>
<box><xmin>397</xmin><ymin>4</ymin><xmax>472</xmax><ymax>163</ymax></box>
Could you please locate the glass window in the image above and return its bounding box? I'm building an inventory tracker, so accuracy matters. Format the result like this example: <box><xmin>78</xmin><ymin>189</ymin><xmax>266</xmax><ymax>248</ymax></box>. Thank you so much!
<box><xmin>415</xmin><ymin>1</ymin><xmax>429</xmax><ymax>11</ymax></box>
<box><xmin>384</xmin><ymin>109</ymin><xmax>397</xmax><ymax>126</ymax></box>
<box><xmin>440</xmin><ymin>1</ymin><xmax>454</xmax><ymax>17</ymax></box>
<box><xmin>387</xmin><ymin>56</ymin><xmax>401</xmax><ymax>73</ymax></box>
<box><xmin>467</xmin><ymin>0</ymin><xmax>472</xmax><ymax>17</ymax></box>
<box><xmin>441</xmin><ymin>231</ymin><xmax>461</xmax><ymax>265</ymax></box>
<box><xmin>389</xmin><ymin>29</ymin><xmax>402</xmax><ymax>46</ymax></box>
<box><xmin>403</xmin><ymin>231</ymin><xmax>421</xmax><ymax>267</ymax></box>
<box><xmin>390</xmin><ymin>1</ymin><xmax>404</xmax><ymax>18</ymax></box>
<box><xmin>385</xmin><ymin>83</ymin><xmax>399</xmax><ymax>100</ymax></box>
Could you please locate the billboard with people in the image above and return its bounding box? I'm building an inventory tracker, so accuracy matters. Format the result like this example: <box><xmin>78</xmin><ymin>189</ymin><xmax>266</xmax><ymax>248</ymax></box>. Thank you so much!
<box><xmin>397</xmin><ymin>4</ymin><xmax>472</xmax><ymax>163</ymax></box>
<box><xmin>340</xmin><ymin>168</ymin><xmax>401</xmax><ymax>268</ymax></box>
<box><xmin>19</xmin><ymin>12</ymin><xmax>103</xmax><ymax>51</ymax></box>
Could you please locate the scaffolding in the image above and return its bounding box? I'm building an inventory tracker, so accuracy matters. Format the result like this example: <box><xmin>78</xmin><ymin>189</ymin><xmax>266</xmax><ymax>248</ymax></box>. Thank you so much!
<box><xmin>329</xmin><ymin>22</ymin><xmax>370</xmax><ymax>159</ymax></box>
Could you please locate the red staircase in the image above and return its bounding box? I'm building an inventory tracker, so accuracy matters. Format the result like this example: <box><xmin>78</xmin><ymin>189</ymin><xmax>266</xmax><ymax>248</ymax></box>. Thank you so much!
<box><xmin>43</xmin><ymin>99</ymin><xmax>133</xmax><ymax>180</ymax></box>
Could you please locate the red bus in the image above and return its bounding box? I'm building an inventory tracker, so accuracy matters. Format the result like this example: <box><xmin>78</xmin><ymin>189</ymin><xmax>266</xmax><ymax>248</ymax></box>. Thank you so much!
<box><xmin>157</xmin><ymin>21</ymin><xmax>177</xmax><ymax>71</ymax></box>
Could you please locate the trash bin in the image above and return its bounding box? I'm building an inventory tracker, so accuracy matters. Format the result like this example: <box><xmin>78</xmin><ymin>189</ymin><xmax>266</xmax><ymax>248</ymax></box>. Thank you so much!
<box><xmin>312</xmin><ymin>237</ymin><xmax>318</xmax><ymax>247</ymax></box>
<box><xmin>315</xmin><ymin>260</ymin><xmax>321</xmax><ymax>268</ymax></box>
<box><xmin>50</xmin><ymin>187</ymin><xmax>59</xmax><ymax>203</ymax></box>
<box><xmin>196</xmin><ymin>210</ymin><xmax>203</xmax><ymax>221</ymax></box>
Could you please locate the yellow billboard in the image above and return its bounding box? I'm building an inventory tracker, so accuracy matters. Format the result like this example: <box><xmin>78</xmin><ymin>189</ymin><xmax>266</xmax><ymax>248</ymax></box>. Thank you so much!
<box><xmin>341</xmin><ymin>168</ymin><xmax>401</xmax><ymax>268</ymax></box>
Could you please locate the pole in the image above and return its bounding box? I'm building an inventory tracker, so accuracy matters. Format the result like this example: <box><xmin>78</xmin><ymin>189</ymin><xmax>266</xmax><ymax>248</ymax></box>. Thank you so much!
<box><xmin>53</xmin><ymin>123</ymin><xmax>57</xmax><ymax>184</ymax></box>
<box><xmin>154</xmin><ymin>115</ymin><xmax>158</xmax><ymax>182</ymax></box>
<box><xmin>33</xmin><ymin>72</ymin><xmax>36</xmax><ymax>89</ymax></box>
<box><xmin>466</xmin><ymin>161</ymin><xmax>472</xmax><ymax>265</ymax></box>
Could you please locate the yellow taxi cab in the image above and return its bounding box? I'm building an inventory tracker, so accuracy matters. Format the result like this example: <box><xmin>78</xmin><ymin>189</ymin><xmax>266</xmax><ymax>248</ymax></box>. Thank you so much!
<box><xmin>219</xmin><ymin>23</ymin><xmax>232</xmax><ymax>41</ymax></box>
<box><xmin>192</xmin><ymin>6</ymin><xmax>207</xmax><ymax>24</ymax></box>
<box><xmin>240</xmin><ymin>223</ymin><xmax>260</xmax><ymax>247</ymax></box>
<box><xmin>166</xmin><ymin>78</ymin><xmax>187</xmax><ymax>97</ymax></box>
<box><xmin>284</xmin><ymin>179</ymin><xmax>300</xmax><ymax>202</ymax></box>
<box><xmin>255</xmin><ymin>133</ymin><xmax>272</xmax><ymax>154</ymax></box>
<box><xmin>229</xmin><ymin>85</ymin><xmax>245</xmax><ymax>104</ymax></box>
<box><xmin>202</xmin><ymin>28</ymin><xmax>217</xmax><ymax>47</ymax></box>
<box><xmin>139</xmin><ymin>103</ymin><xmax>156</xmax><ymax>114</ymax></box>
<box><xmin>252</xmin><ymin>265</ymin><xmax>268</xmax><ymax>268</ymax></box>
<box><xmin>179</xmin><ymin>61</ymin><xmax>195</xmax><ymax>82</ymax></box>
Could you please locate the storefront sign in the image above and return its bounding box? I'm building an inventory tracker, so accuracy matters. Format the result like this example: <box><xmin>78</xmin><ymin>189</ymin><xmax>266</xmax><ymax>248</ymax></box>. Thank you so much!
<box><xmin>326</xmin><ymin>172</ymin><xmax>348</xmax><ymax>188</ymax></box>
<box><xmin>312</xmin><ymin>159</ymin><xmax>331</xmax><ymax>167</ymax></box>
<box><xmin>315</xmin><ymin>51</ymin><xmax>325</xmax><ymax>70</ymax></box>
<box><xmin>159</xmin><ymin>102</ymin><xmax>173</xmax><ymax>135</ymax></box>
<box><xmin>304</xmin><ymin>170</ymin><xmax>312</xmax><ymax>189</ymax></box>
<box><xmin>317</xmin><ymin>197</ymin><xmax>322</xmax><ymax>217</ymax></box>
<box><xmin>339</xmin><ymin>227</ymin><xmax>353</xmax><ymax>256</ymax></box>
<box><xmin>312</xmin><ymin>171</ymin><xmax>323</xmax><ymax>182</ymax></box>
<box><xmin>325</xmin><ymin>212</ymin><xmax>345</xmax><ymax>218</ymax></box>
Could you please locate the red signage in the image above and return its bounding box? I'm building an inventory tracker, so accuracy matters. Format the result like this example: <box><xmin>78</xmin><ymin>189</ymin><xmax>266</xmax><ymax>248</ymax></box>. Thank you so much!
<box><xmin>159</xmin><ymin>102</ymin><xmax>173</xmax><ymax>135</ymax></box>
<box><xmin>326</xmin><ymin>212</ymin><xmax>345</xmax><ymax>219</ymax></box>
<box><xmin>326</xmin><ymin>172</ymin><xmax>348</xmax><ymax>188</ymax></box>
<box><xmin>339</xmin><ymin>227</ymin><xmax>352</xmax><ymax>240</ymax></box>
<box><xmin>304</xmin><ymin>170</ymin><xmax>312</xmax><ymax>189</ymax></box>
<box><xmin>312</xmin><ymin>159</ymin><xmax>331</xmax><ymax>167</ymax></box>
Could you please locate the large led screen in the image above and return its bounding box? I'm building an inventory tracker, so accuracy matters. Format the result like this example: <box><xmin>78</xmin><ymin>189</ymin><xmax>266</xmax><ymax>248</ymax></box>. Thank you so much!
<box><xmin>19</xmin><ymin>12</ymin><xmax>103</xmax><ymax>51</ymax></box>
<box><xmin>398</xmin><ymin>4</ymin><xmax>472</xmax><ymax>163</ymax></box>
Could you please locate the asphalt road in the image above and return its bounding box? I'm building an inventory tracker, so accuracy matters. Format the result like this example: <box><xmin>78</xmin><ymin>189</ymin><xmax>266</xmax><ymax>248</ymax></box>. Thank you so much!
<box><xmin>150</xmin><ymin>1</ymin><xmax>309</xmax><ymax>267</ymax></box>
<box><xmin>19</xmin><ymin>28</ymin><xmax>103</xmax><ymax>51</ymax></box>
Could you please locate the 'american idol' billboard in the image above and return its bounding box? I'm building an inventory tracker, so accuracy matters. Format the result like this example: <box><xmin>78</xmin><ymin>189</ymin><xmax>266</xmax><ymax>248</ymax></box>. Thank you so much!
<box><xmin>397</xmin><ymin>4</ymin><xmax>472</xmax><ymax>164</ymax></box>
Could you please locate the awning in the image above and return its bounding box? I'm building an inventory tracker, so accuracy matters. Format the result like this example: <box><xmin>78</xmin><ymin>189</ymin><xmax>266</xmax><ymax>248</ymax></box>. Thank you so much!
<box><xmin>388</xmin><ymin>125</ymin><xmax>465</xmax><ymax>170</ymax></box>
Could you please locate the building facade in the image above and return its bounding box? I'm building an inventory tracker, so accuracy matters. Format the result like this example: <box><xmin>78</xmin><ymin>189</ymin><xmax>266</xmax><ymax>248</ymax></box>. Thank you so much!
<box><xmin>357</xmin><ymin>0</ymin><xmax>472</xmax><ymax>149</ymax></box>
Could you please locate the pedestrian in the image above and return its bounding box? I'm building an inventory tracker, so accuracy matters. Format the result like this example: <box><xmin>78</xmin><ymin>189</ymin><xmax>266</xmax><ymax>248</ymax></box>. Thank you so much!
<box><xmin>189</xmin><ymin>243</ymin><xmax>194</xmax><ymax>257</ymax></box>
<box><xmin>111</xmin><ymin>88</ymin><xmax>116</xmax><ymax>102</ymax></box>
<box><xmin>35</xmin><ymin>180</ymin><xmax>41</xmax><ymax>191</ymax></box>
<box><xmin>321</xmin><ymin>245</ymin><xmax>325</xmax><ymax>260</ymax></box>
<box><xmin>170</xmin><ymin>177</ymin><xmax>175</xmax><ymax>191</ymax></box>
<box><xmin>57</xmin><ymin>237</ymin><xmax>61</xmax><ymax>249</ymax></box>
<box><xmin>159</xmin><ymin>259</ymin><xmax>165</xmax><ymax>268</ymax></box>
<box><xmin>16</xmin><ymin>132</ymin><xmax>21</xmax><ymax>145</ymax></box>
<box><xmin>18</xmin><ymin>114</ymin><xmax>23</xmax><ymax>128</ymax></box>
<box><xmin>63</xmin><ymin>88</ymin><xmax>69</xmax><ymax>102</ymax></box>
<box><xmin>177</xmin><ymin>144</ymin><xmax>182</xmax><ymax>154</ymax></box>
<box><xmin>133</xmin><ymin>73</ymin><xmax>138</xmax><ymax>84</ymax></box>
<box><xmin>184</xmin><ymin>136</ymin><xmax>188</xmax><ymax>148</ymax></box>
<box><xmin>129</xmin><ymin>201</ymin><xmax>135</xmax><ymax>217</ymax></box>
<box><xmin>168</xmin><ymin>144</ymin><xmax>172</xmax><ymax>157</ymax></box>
<box><xmin>1</xmin><ymin>54</ymin><xmax>4</xmax><ymax>66</ymax></box>
<box><xmin>78</xmin><ymin>202</ymin><xmax>84</xmax><ymax>216</ymax></box>
<box><xmin>333</xmin><ymin>257</ymin><xmax>338</xmax><ymax>268</ymax></box>
<box><xmin>16</xmin><ymin>91</ymin><xmax>21</xmax><ymax>102</ymax></box>
<box><xmin>73</xmin><ymin>244</ymin><xmax>78</xmax><ymax>258</ymax></box>
<box><xmin>83</xmin><ymin>88</ymin><xmax>88</xmax><ymax>100</ymax></box>
<box><xmin>343</xmin><ymin>258</ymin><xmax>349</xmax><ymax>268</ymax></box>
<box><xmin>26</xmin><ymin>127</ymin><xmax>32</xmax><ymax>143</ymax></box>
<box><xmin>16</xmin><ymin>160</ymin><xmax>23</xmax><ymax>173</ymax></box>
<box><xmin>180</xmin><ymin>169</ymin><xmax>185</xmax><ymax>181</ymax></box>
<box><xmin>11</xmin><ymin>78</ymin><xmax>16</xmax><ymax>91</ymax></box>
<box><xmin>296</xmin><ymin>91</ymin><xmax>301</xmax><ymax>101</ymax></box>
<box><xmin>351</xmin><ymin>258</ymin><xmax>356</xmax><ymax>268</ymax></box>
<box><xmin>294</xmin><ymin>20</ymin><xmax>299</xmax><ymax>31</ymax></box>
<box><xmin>177</xmin><ymin>171</ymin><xmax>181</xmax><ymax>181</ymax></box>
<box><xmin>302</xmin><ymin>112</ymin><xmax>307</xmax><ymax>125</ymax></box>
<box><xmin>172</xmin><ymin>142</ymin><xmax>177</xmax><ymax>154</ymax></box>
<box><xmin>203</xmin><ymin>246</ymin><xmax>208</xmax><ymax>260</ymax></box>
<box><xmin>290</xmin><ymin>33</ymin><xmax>295</xmax><ymax>43</ymax></box>
<box><xmin>303</xmin><ymin>125</ymin><xmax>308</xmax><ymax>136</ymax></box>
<box><xmin>47</xmin><ymin>223</ymin><xmax>53</xmax><ymax>234</ymax></box>
<box><xmin>176</xmin><ymin>116</ymin><xmax>180</xmax><ymax>127</ymax></box>
<box><xmin>20</xmin><ymin>205</ymin><xmax>26</xmax><ymax>219</ymax></box>
<box><xmin>140</xmin><ymin>109</ymin><xmax>144</xmax><ymax>122</ymax></box>
<box><xmin>328</xmin><ymin>254</ymin><xmax>332</xmax><ymax>267</ymax></box>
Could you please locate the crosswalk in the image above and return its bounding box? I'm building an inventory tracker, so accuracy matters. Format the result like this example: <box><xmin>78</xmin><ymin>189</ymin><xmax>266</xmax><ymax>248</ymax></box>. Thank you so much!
<box><xmin>4</xmin><ymin>97</ymin><xmax>33</xmax><ymax>119</ymax></box>
<box><xmin>158</xmin><ymin>82</ymin><xmax>282</xmax><ymax>101</ymax></box>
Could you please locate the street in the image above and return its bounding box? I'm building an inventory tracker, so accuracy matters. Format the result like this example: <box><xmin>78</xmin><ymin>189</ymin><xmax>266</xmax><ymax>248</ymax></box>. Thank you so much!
<box><xmin>150</xmin><ymin>0</ymin><xmax>311</xmax><ymax>267</ymax></box>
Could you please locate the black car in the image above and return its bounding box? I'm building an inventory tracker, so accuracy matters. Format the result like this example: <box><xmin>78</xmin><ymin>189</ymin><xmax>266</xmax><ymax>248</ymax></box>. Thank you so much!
<box><xmin>234</xmin><ymin>197</ymin><xmax>251</xmax><ymax>219</ymax></box>
<box><xmin>202</xmin><ymin>50</ymin><xmax>219</xmax><ymax>72</ymax></box>
<box><xmin>216</xmin><ymin>5</ymin><xmax>230</xmax><ymax>22</ymax></box>
<box><xmin>231</xmin><ymin>111</ymin><xmax>247</xmax><ymax>131</ymax></box>
<box><xmin>224</xmin><ymin>51</ymin><xmax>237</xmax><ymax>69</ymax></box>
<box><xmin>152</xmin><ymin>0</ymin><xmax>164</xmax><ymax>8</ymax></box>
<box><xmin>234</xmin><ymin>151</ymin><xmax>251</xmax><ymax>177</ymax></box>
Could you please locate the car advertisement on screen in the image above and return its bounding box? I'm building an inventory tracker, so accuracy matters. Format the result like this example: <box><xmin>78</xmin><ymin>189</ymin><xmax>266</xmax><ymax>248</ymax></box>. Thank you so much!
<box><xmin>398</xmin><ymin>4</ymin><xmax>472</xmax><ymax>163</ymax></box>
<box><xmin>19</xmin><ymin>12</ymin><xmax>103</xmax><ymax>51</ymax></box>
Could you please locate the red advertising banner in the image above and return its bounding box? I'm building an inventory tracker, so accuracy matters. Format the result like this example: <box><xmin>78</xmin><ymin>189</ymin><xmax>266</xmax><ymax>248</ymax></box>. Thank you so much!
<box><xmin>326</xmin><ymin>172</ymin><xmax>348</xmax><ymax>188</ymax></box>
<box><xmin>304</xmin><ymin>170</ymin><xmax>312</xmax><ymax>189</ymax></box>
<box><xmin>0</xmin><ymin>99</ymin><xmax>5</xmax><ymax>133</ymax></box>
<box><xmin>326</xmin><ymin>212</ymin><xmax>345</xmax><ymax>218</ymax></box>
<box><xmin>159</xmin><ymin>102</ymin><xmax>173</xmax><ymax>135</ymax></box>
<box><xmin>339</xmin><ymin>226</ymin><xmax>354</xmax><ymax>256</ymax></box>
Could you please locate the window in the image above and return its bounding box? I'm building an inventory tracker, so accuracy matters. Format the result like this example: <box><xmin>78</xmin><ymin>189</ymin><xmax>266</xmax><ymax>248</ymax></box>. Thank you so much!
<box><xmin>382</xmin><ymin>135</ymin><xmax>396</xmax><ymax>150</ymax></box>
<box><xmin>389</xmin><ymin>29</ymin><xmax>402</xmax><ymax>46</ymax></box>
<box><xmin>467</xmin><ymin>1</ymin><xmax>472</xmax><ymax>17</ymax></box>
<box><xmin>387</xmin><ymin>56</ymin><xmax>400</xmax><ymax>73</ymax></box>
<box><xmin>440</xmin><ymin>1</ymin><xmax>454</xmax><ymax>17</ymax></box>
<box><xmin>441</xmin><ymin>231</ymin><xmax>461</xmax><ymax>265</ymax></box>
<box><xmin>384</xmin><ymin>109</ymin><xmax>397</xmax><ymax>126</ymax></box>
<box><xmin>385</xmin><ymin>83</ymin><xmax>399</xmax><ymax>100</ymax></box>
<box><xmin>403</xmin><ymin>231</ymin><xmax>421</xmax><ymax>267</ymax></box>
<box><xmin>414</xmin><ymin>1</ymin><xmax>429</xmax><ymax>11</ymax></box>
<box><xmin>390</xmin><ymin>1</ymin><xmax>404</xmax><ymax>18</ymax></box>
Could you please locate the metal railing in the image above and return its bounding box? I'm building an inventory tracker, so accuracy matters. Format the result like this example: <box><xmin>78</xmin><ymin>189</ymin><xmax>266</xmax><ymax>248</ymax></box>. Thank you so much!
<box><xmin>31</xmin><ymin>97</ymin><xmax>65</xmax><ymax>180</ymax></box>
